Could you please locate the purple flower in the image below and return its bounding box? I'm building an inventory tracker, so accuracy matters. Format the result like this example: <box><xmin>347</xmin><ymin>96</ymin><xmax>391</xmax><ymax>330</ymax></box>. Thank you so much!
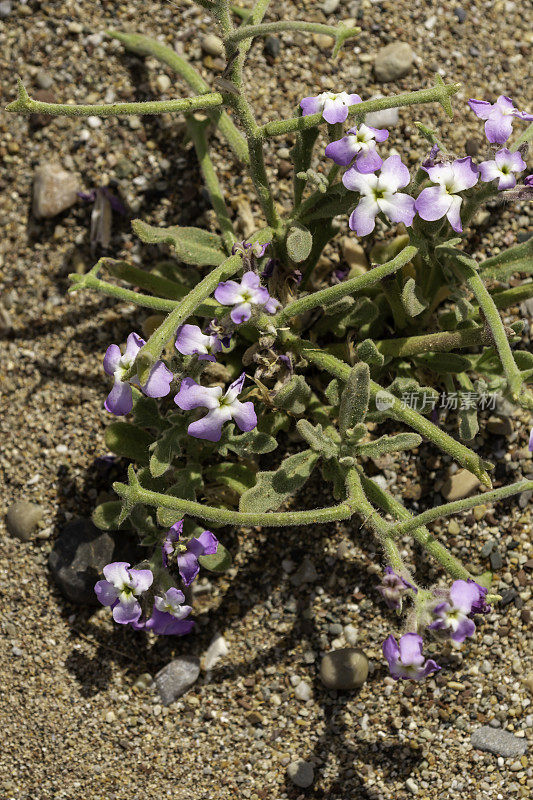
<box><xmin>342</xmin><ymin>154</ymin><xmax>415</xmax><ymax>236</ymax></box>
<box><xmin>479</xmin><ymin>148</ymin><xmax>527</xmax><ymax>190</ymax></box>
<box><xmin>468</xmin><ymin>95</ymin><xmax>533</xmax><ymax>144</ymax></box>
<box><xmin>525</xmin><ymin>175</ymin><xmax>533</xmax><ymax>187</ymax></box>
<box><xmin>214</xmin><ymin>271</ymin><xmax>280</xmax><ymax>324</ymax></box>
<box><xmin>103</xmin><ymin>332</ymin><xmax>173</xmax><ymax>415</ymax></box>
<box><xmin>175</xmin><ymin>324</ymin><xmax>224</xmax><ymax>362</ymax></box>
<box><xmin>232</xmin><ymin>240</ymin><xmax>269</xmax><ymax>259</ymax></box>
<box><xmin>414</xmin><ymin>157</ymin><xmax>479</xmax><ymax>233</ymax></box>
<box><xmin>377</xmin><ymin>567</ymin><xmax>416</xmax><ymax>611</ymax></box>
<box><xmin>383</xmin><ymin>633</ymin><xmax>440</xmax><ymax>681</ymax></box>
<box><xmin>144</xmin><ymin>588</ymin><xmax>195</xmax><ymax>636</ymax></box>
<box><xmin>427</xmin><ymin>579</ymin><xmax>486</xmax><ymax>643</ymax></box>
<box><xmin>300</xmin><ymin>91</ymin><xmax>362</xmax><ymax>124</ymax></box>
<box><xmin>94</xmin><ymin>561</ymin><xmax>153</xmax><ymax>625</ymax></box>
<box><xmin>468</xmin><ymin>580</ymin><xmax>491</xmax><ymax>615</ymax></box>
<box><xmin>422</xmin><ymin>144</ymin><xmax>440</xmax><ymax>170</ymax></box>
<box><xmin>325</xmin><ymin>123</ymin><xmax>389</xmax><ymax>173</ymax></box>
<box><xmin>161</xmin><ymin>521</ymin><xmax>219</xmax><ymax>585</ymax></box>
<box><xmin>174</xmin><ymin>372</ymin><xmax>257</xmax><ymax>442</ymax></box>
<box><xmin>529</xmin><ymin>427</ymin><xmax>533</xmax><ymax>452</ymax></box>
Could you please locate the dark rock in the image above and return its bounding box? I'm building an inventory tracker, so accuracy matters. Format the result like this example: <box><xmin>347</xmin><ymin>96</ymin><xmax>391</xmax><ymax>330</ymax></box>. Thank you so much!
<box><xmin>454</xmin><ymin>7</ymin><xmax>467</xmax><ymax>23</ymax></box>
<box><xmin>48</xmin><ymin>517</ymin><xmax>142</xmax><ymax>605</ymax></box>
<box><xmin>499</xmin><ymin>588</ymin><xmax>518</xmax><ymax>607</ymax></box>
<box><xmin>6</xmin><ymin>501</ymin><xmax>44</xmax><ymax>541</ymax></box>
<box><xmin>264</xmin><ymin>35</ymin><xmax>281</xmax><ymax>58</ymax></box>
<box><xmin>287</xmin><ymin>759</ymin><xmax>314</xmax><ymax>788</ymax></box>
<box><xmin>471</xmin><ymin>726</ymin><xmax>528</xmax><ymax>758</ymax></box>
<box><xmin>489</xmin><ymin>548</ymin><xmax>503</xmax><ymax>571</ymax></box>
<box><xmin>155</xmin><ymin>657</ymin><xmax>200</xmax><ymax>705</ymax></box>
<box><xmin>465</xmin><ymin>138</ymin><xmax>479</xmax><ymax>156</ymax></box>
<box><xmin>320</xmin><ymin>648</ymin><xmax>369</xmax><ymax>690</ymax></box>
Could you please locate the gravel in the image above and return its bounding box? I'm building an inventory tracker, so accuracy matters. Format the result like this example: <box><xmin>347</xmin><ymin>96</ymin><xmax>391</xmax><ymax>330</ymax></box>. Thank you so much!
<box><xmin>470</xmin><ymin>726</ymin><xmax>529</xmax><ymax>758</ymax></box>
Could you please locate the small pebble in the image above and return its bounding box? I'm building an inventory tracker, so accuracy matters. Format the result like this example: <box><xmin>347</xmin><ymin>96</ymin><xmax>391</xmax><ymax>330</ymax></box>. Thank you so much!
<box><xmin>294</xmin><ymin>682</ymin><xmax>312</xmax><ymax>702</ymax></box>
<box><xmin>156</xmin><ymin>74</ymin><xmax>171</xmax><ymax>92</ymax></box>
<box><xmin>405</xmin><ymin>778</ymin><xmax>419</xmax><ymax>795</ymax></box>
<box><xmin>201</xmin><ymin>34</ymin><xmax>224</xmax><ymax>57</ymax></box>
<box><xmin>320</xmin><ymin>649</ymin><xmax>369</xmax><ymax>690</ymax></box>
<box><xmin>286</xmin><ymin>759</ymin><xmax>314</xmax><ymax>788</ymax></box>
<box><xmin>0</xmin><ymin>0</ymin><xmax>12</xmax><ymax>17</ymax></box>
<box><xmin>36</xmin><ymin>71</ymin><xmax>53</xmax><ymax>90</ymax></box>
<box><xmin>374</xmin><ymin>42</ymin><xmax>415</xmax><ymax>82</ymax></box>
<box><xmin>6</xmin><ymin>501</ymin><xmax>44</xmax><ymax>541</ymax></box>
<box><xmin>264</xmin><ymin>35</ymin><xmax>281</xmax><ymax>58</ymax></box>
<box><xmin>470</xmin><ymin>726</ymin><xmax>528</xmax><ymax>758</ymax></box>
<box><xmin>154</xmin><ymin>657</ymin><xmax>200</xmax><ymax>706</ymax></box>
<box><xmin>33</xmin><ymin>163</ymin><xmax>79</xmax><ymax>219</ymax></box>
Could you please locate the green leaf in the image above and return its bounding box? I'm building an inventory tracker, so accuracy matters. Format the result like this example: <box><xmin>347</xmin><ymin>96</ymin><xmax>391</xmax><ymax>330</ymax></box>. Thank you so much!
<box><xmin>355</xmin><ymin>339</ymin><xmax>385</xmax><ymax>367</ymax></box>
<box><xmin>387</xmin><ymin>377</ymin><xmax>439</xmax><ymax>414</ymax></box>
<box><xmin>458</xmin><ymin>405</ymin><xmax>479</xmax><ymax>441</ymax></box>
<box><xmin>401</xmin><ymin>278</ymin><xmax>428</xmax><ymax>317</ymax></box>
<box><xmin>321</xmin><ymin>458</ymin><xmax>346</xmax><ymax>500</ymax></box>
<box><xmin>132</xmin><ymin>390</ymin><xmax>165</xmax><ymax>430</ymax></box>
<box><xmin>205</xmin><ymin>462</ymin><xmax>257</xmax><ymax>495</ymax></box>
<box><xmin>272</xmin><ymin>374</ymin><xmax>311</xmax><ymax>416</ymax></box>
<box><xmin>339</xmin><ymin>362</ymin><xmax>370</xmax><ymax>437</ymax></box>
<box><xmin>217</xmin><ymin>423</ymin><xmax>278</xmax><ymax>456</ymax></box>
<box><xmin>92</xmin><ymin>501</ymin><xmax>125</xmax><ymax>531</ymax></box>
<box><xmin>132</xmin><ymin>219</ymin><xmax>225</xmax><ymax>266</ymax></box>
<box><xmin>239</xmin><ymin>449</ymin><xmax>319</xmax><ymax>513</ymax></box>
<box><xmin>149</xmin><ymin>426</ymin><xmax>183</xmax><ymax>478</ymax></box>
<box><xmin>105</xmin><ymin>422</ymin><xmax>155</xmax><ymax>465</ymax></box>
<box><xmin>286</xmin><ymin>224</ymin><xmax>313</xmax><ymax>263</ymax></box>
<box><xmin>356</xmin><ymin>433</ymin><xmax>422</xmax><ymax>457</ymax></box>
<box><xmin>296</xmin><ymin>419</ymin><xmax>339</xmax><ymax>459</ymax></box>
<box><xmin>325</xmin><ymin>379</ymin><xmax>341</xmax><ymax>406</ymax></box>
<box><xmin>414</xmin><ymin>352</ymin><xmax>472</xmax><ymax>373</ymax></box>
<box><xmin>198</xmin><ymin>543</ymin><xmax>232</xmax><ymax>573</ymax></box>
<box><xmin>156</xmin><ymin>465</ymin><xmax>204</xmax><ymax>527</ymax></box>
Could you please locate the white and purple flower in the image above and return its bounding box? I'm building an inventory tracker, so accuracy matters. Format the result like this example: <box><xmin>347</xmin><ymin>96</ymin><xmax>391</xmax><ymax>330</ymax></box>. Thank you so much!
<box><xmin>300</xmin><ymin>91</ymin><xmax>361</xmax><ymax>124</ymax></box>
<box><xmin>103</xmin><ymin>332</ymin><xmax>173</xmax><ymax>416</ymax></box>
<box><xmin>174</xmin><ymin>372</ymin><xmax>257</xmax><ymax>442</ymax></box>
<box><xmin>529</xmin><ymin>428</ymin><xmax>533</xmax><ymax>452</ymax></box>
<box><xmin>162</xmin><ymin>521</ymin><xmax>219</xmax><ymax>586</ymax></box>
<box><xmin>94</xmin><ymin>561</ymin><xmax>153</xmax><ymax>625</ymax></box>
<box><xmin>383</xmin><ymin>633</ymin><xmax>440</xmax><ymax>681</ymax></box>
<box><xmin>144</xmin><ymin>588</ymin><xmax>195</xmax><ymax>636</ymax></box>
<box><xmin>414</xmin><ymin>157</ymin><xmax>479</xmax><ymax>233</ymax></box>
<box><xmin>377</xmin><ymin>567</ymin><xmax>416</xmax><ymax>611</ymax></box>
<box><xmin>214</xmin><ymin>271</ymin><xmax>280</xmax><ymax>325</ymax></box>
<box><xmin>427</xmin><ymin>579</ymin><xmax>488</xmax><ymax>643</ymax></box>
<box><xmin>175</xmin><ymin>324</ymin><xmax>224</xmax><ymax>362</ymax></box>
<box><xmin>342</xmin><ymin>154</ymin><xmax>415</xmax><ymax>236</ymax></box>
<box><xmin>325</xmin><ymin>123</ymin><xmax>389</xmax><ymax>173</ymax></box>
<box><xmin>468</xmin><ymin>95</ymin><xmax>533</xmax><ymax>144</ymax></box>
<box><xmin>479</xmin><ymin>148</ymin><xmax>527</xmax><ymax>190</ymax></box>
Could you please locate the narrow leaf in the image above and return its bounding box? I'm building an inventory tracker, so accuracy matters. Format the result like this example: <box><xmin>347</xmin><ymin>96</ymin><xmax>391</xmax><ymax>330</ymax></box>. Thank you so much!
<box><xmin>132</xmin><ymin>219</ymin><xmax>225</xmax><ymax>266</ymax></box>
<box><xmin>239</xmin><ymin>450</ymin><xmax>319</xmax><ymax>513</ymax></box>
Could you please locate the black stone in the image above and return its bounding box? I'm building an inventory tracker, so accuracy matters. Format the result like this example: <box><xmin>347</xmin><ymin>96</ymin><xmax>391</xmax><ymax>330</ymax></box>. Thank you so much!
<box><xmin>49</xmin><ymin>517</ymin><xmax>143</xmax><ymax>605</ymax></box>
<box><xmin>454</xmin><ymin>8</ymin><xmax>467</xmax><ymax>23</ymax></box>
<box><xmin>264</xmin><ymin>36</ymin><xmax>281</xmax><ymax>58</ymax></box>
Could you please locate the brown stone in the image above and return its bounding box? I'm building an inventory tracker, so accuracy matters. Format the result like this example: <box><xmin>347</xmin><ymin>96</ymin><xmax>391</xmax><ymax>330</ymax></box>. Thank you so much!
<box><xmin>33</xmin><ymin>163</ymin><xmax>79</xmax><ymax>219</ymax></box>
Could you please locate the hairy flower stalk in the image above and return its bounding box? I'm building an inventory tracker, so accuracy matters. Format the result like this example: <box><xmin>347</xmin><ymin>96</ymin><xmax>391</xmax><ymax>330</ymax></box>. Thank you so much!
<box><xmin>9</xmin><ymin>6</ymin><xmax>532</xmax><ymax>682</ymax></box>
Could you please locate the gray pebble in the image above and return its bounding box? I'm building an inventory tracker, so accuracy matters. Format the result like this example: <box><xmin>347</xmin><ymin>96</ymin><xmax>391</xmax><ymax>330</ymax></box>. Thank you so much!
<box><xmin>406</xmin><ymin>778</ymin><xmax>419</xmax><ymax>795</ymax></box>
<box><xmin>201</xmin><ymin>34</ymin><xmax>224</xmax><ymax>57</ymax></box>
<box><xmin>322</xmin><ymin>0</ymin><xmax>340</xmax><ymax>13</ymax></box>
<box><xmin>286</xmin><ymin>759</ymin><xmax>314</xmax><ymax>788</ymax></box>
<box><xmin>6</xmin><ymin>501</ymin><xmax>43</xmax><ymax>541</ymax></box>
<box><xmin>33</xmin><ymin>163</ymin><xmax>79</xmax><ymax>219</ymax></box>
<box><xmin>290</xmin><ymin>556</ymin><xmax>318</xmax><ymax>586</ymax></box>
<box><xmin>374</xmin><ymin>43</ymin><xmax>415</xmax><ymax>82</ymax></box>
<box><xmin>364</xmin><ymin>106</ymin><xmax>400</xmax><ymax>128</ymax></box>
<box><xmin>264</xmin><ymin>35</ymin><xmax>281</xmax><ymax>58</ymax></box>
<box><xmin>480</xmin><ymin>540</ymin><xmax>494</xmax><ymax>558</ymax></box>
<box><xmin>489</xmin><ymin>548</ymin><xmax>503</xmax><ymax>571</ymax></box>
<box><xmin>155</xmin><ymin>657</ymin><xmax>200</xmax><ymax>705</ymax></box>
<box><xmin>294</xmin><ymin>682</ymin><xmax>312</xmax><ymax>702</ymax></box>
<box><xmin>0</xmin><ymin>1</ymin><xmax>12</xmax><ymax>18</ymax></box>
<box><xmin>470</xmin><ymin>726</ymin><xmax>528</xmax><ymax>758</ymax></box>
<box><xmin>36</xmin><ymin>72</ymin><xmax>53</xmax><ymax>90</ymax></box>
<box><xmin>320</xmin><ymin>648</ymin><xmax>369</xmax><ymax>690</ymax></box>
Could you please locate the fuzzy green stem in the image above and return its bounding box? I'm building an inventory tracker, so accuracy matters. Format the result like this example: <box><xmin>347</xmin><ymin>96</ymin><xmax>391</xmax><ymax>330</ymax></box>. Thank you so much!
<box><xmin>393</xmin><ymin>480</ymin><xmax>533</xmax><ymax>537</ymax></box>
<box><xmin>260</xmin><ymin>81</ymin><xmax>461</xmax><ymax>138</ymax></box>
<box><xmin>133</xmin><ymin>253</ymin><xmax>243</xmax><ymax>384</ymax></box>
<box><xmin>107</xmin><ymin>30</ymin><xmax>249</xmax><ymax>163</ymax></box>
<box><xmin>375</xmin><ymin>324</ymin><xmax>500</xmax><ymax>357</ymax></box>
<box><xmin>226</xmin><ymin>21</ymin><xmax>360</xmax><ymax>54</ymax></box>
<box><xmin>279</xmin><ymin>331</ymin><xmax>492</xmax><ymax>486</ymax></box>
<box><xmin>276</xmin><ymin>246</ymin><xmax>417</xmax><ymax>323</ymax></box>
<box><xmin>6</xmin><ymin>80</ymin><xmax>224</xmax><ymax>117</ymax></box>
<box><xmin>186</xmin><ymin>117</ymin><xmax>236</xmax><ymax>253</ymax></box>
<box><xmin>479</xmin><ymin>238</ymin><xmax>533</xmax><ymax>280</ymax></box>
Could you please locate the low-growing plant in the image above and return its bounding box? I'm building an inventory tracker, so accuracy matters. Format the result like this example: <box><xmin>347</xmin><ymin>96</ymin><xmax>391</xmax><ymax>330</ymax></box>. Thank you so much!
<box><xmin>8</xmin><ymin>1</ymin><xmax>533</xmax><ymax>681</ymax></box>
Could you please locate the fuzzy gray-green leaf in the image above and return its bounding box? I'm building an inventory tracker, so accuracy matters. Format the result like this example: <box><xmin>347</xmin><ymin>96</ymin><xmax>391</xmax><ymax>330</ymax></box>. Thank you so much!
<box><xmin>239</xmin><ymin>449</ymin><xmax>319</xmax><ymax>513</ymax></box>
<box><xmin>132</xmin><ymin>219</ymin><xmax>225</xmax><ymax>266</ymax></box>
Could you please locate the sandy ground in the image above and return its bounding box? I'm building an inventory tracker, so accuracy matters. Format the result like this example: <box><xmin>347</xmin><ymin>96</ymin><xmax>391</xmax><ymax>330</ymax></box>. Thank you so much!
<box><xmin>1</xmin><ymin>1</ymin><xmax>532</xmax><ymax>798</ymax></box>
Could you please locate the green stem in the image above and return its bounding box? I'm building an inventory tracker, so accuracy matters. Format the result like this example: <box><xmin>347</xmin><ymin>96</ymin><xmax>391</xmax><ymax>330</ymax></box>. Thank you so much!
<box><xmin>479</xmin><ymin>238</ymin><xmax>533</xmax><ymax>280</ymax></box>
<box><xmin>461</xmin><ymin>184</ymin><xmax>498</xmax><ymax>229</ymax></box>
<box><xmin>6</xmin><ymin>79</ymin><xmax>223</xmax><ymax>117</ymax></box>
<box><xmin>279</xmin><ymin>331</ymin><xmax>492</xmax><ymax>486</ymax></box>
<box><xmin>226</xmin><ymin>20</ymin><xmax>359</xmax><ymax>45</ymax></box>
<box><xmin>133</xmin><ymin>253</ymin><xmax>243</xmax><ymax>384</ymax></box>
<box><xmin>186</xmin><ymin>117</ymin><xmax>236</xmax><ymax>253</ymax></box>
<box><xmin>107</xmin><ymin>30</ymin><xmax>249</xmax><ymax>163</ymax></box>
<box><xmin>392</xmin><ymin>480</ymin><xmax>533</xmax><ymax>537</ymax></box>
<box><xmin>375</xmin><ymin>325</ymin><xmax>498</xmax><ymax>357</ymax></box>
<box><xmin>276</xmin><ymin>246</ymin><xmax>417</xmax><ymax>323</ymax></box>
<box><xmin>359</xmin><ymin>473</ymin><xmax>473</xmax><ymax>580</ymax></box>
<box><xmin>511</xmin><ymin>121</ymin><xmax>533</xmax><ymax>151</ymax></box>
<box><xmin>260</xmin><ymin>81</ymin><xmax>461</xmax><ymax>138</ymax></box>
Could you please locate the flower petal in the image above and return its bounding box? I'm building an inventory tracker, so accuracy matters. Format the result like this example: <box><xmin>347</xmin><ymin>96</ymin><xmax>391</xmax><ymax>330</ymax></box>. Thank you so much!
<box><xmin>145</xmin><ymin>608</ymin><xmax>195</xmax><ymax>635</ymax></box>
<box><xmin>325</xmin><ymin>135</ymin><xmax>360</xmax><ymax>166</ymax></box>
<box><xmin>175</xmin><ymin>324</ymin><xmax>210</xmax><ymax>356</ymax></box>
<box><xmin>230</xmin><ymin>302</ymin><xmax>253</xmax><ymax>324</ymax></box>
<box><xmin>378</xmin><ymin>192</ymin><xmax>415</xmax><ymax>227</ymax></box>
<box><xmin>103</xmin><ymin>344</ymin><xmax>121</xmax><ymax>376</ymax></box>
<box><xmin>382</xmin><ymin>634</ymin><xmax>400</xmax><ymax>667</ymax></box>
<box><xmin>105</xmin><ymin>379</ymin><xmax>133</xmax><ymax>416</ymax></box>
<box><xmin>174</xmin><ymin>377</ymin><xmax>222</xmax><ymax>411</ymax></box>
<box><xmin>124</xmin><ymin>332</ymin><xmax>145</xmax><ymax>362</ymax></box>
<box><xmin>94</xmin><ymin>579</ymin><xmax>119</xmax><ymax>606</ymax></box>
<box><xmin>129</xmin><ymin>568</ymin><xmax>153</xmax><ymax>595</ymax></box>
<box><xmin>196</xmin><ymin>530</ymin><xmax>219</xmax><ymax>556</ymax></box>
<box><xmin>365</xmin><ymin>125</ymin><xmax>389</xmax><ymax>143</ymax></box>
<box><xmin>468</xmin><ymin>98</ymin><xmax>492</xmax><ymax>120</ymax></box>
<box><xmin>355</xmin><ymin>146</ymin><xmax>383</xmax><ymax>174</ymax></box>
<box><xmin>479</xmin><ymin>160</ymin><xmax>502</xmax><ymax>183</ymax></box>
<box><xmin>231</xmin><ymin>400</ymin><xmax>257</xmax><ymax>433</ymax></box>
<box><xmin>103</xmin><ymin>561</ymin><xmax>131</xmax><ymax>585</ymax></box>
<box><xmin>214</xmin><ymin>280</ymin><xmax>244</xmax><ymax>305</ymax></box>
<box><xmin>178</xmin><ymin>551</ymin><xmax>201</xmax><ymax>586</ymax></box>
<box><xmin>113</xmin><ymin>596</ymin><xmax>142</xmax><ymax>625</ymax></box>
<box><xmin>300</xmin><ymin>96</ymin><xmax>323</xmax><ymax>117</ymax></box>
<box><xmin>342</xmin><ymin>167</ymin><xmax>376</xmax><ymax>193</ymax></box>
<box><xmin>349</xmin><ymin>196</ymin><xmax>379</xmax><ymax>236</ymax></box>
<box><xmin>226</xmin><ymin>372</ymin><xmax>246</xmax><ymax>400</ymax></box>
<box><xmin>414</xmin><ymin>185</ymin><xmax>451</xmax><ymax>222</ymax></box>
<box><xmin>449</xmin><ymin>579</ymin><xmax>480</xmax><ymax>613</ymax></box>
<box><xmin>323</xmin><ymin>97</ymin><xmax>349</xmax><ymax>124</ymax></box>
<box><xmin>450</xmin><ymin>157</ymin><xmax>479</xmax><ymax>192</ymax></box>
<box><xmin>398</xmin><ymin>633</ymin><xmax>425</xmax><ymax>666</ymax></box>
<box><xmin>485</xmin><ymin>113</ymin><xmax>513</xmax><ymax>144</ymax></box>
<box><xmin>240</xmin><ymin>271</ymin><xmax>261</xmax><ymax>291</ymax></box>
<box><xmin>187</xmin><ymin>406</ymin><xmax>232</xmax><ymax>442</ymax></box>
<box><xmin>142</xmin><ymin>361</ymin><xmax>173</xmax><ymax>398</ymax></box>
<box><xmin>446</xmin><ymin>195</ymin><xmax>464</xmax><ymax>233</ymax></box>
<box><xmin>379</xmin><ymin>154</ymin><xmax>410</xmax><ymax>192</ymax></box>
